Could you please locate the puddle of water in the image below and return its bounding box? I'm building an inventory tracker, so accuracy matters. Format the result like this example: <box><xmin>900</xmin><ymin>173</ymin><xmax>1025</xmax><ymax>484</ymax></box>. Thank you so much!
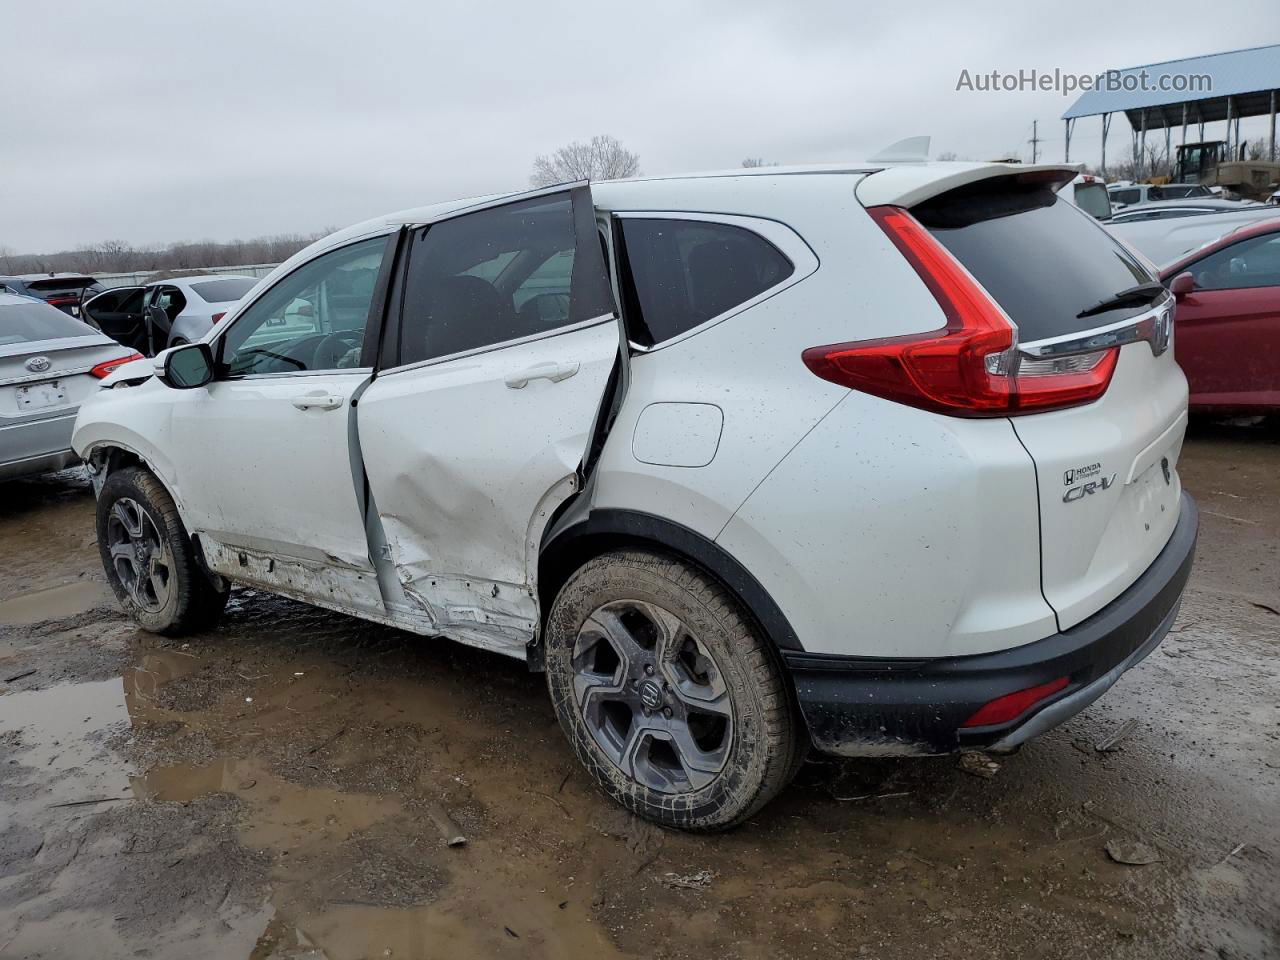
<box><xmin>0</xmin><ymin>676</ymin><xmax>132</xmax><ymax>792</ymax></box>
<box><xmin>0</xmin><ymin>578</ymin><xmax>113</xmax><ymax>625</ymax></box>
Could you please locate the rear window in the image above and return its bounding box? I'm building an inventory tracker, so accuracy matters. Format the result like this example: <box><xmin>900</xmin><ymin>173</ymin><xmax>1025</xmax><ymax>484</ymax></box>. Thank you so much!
<box><xmin>1073</xmin><ymin>183</ymin><xmax>1112</xmax><ymax>219</ymax></box>
<box><xmin>618</xmin><ymin>219</ymin><xmax>793</xmax><ymax>346</ymax></box>
<box><xmin>26</xmin><ymin>277</ymin><xmax>97</xmax><ymax>298</ymax></box>
<box><xmin>189</xmin><ymin>278</ymin><xmax>256</xmax><ymax>303</ymax></box>
<box><xmin>914</xmin><ymin>178</ymin><xmax>1156</xmax><ymax>343</ymax></box>
<box><xmin>0</xmin><ymin>301</ymin><xmax>97</xmax><ymax>345</ymax></box>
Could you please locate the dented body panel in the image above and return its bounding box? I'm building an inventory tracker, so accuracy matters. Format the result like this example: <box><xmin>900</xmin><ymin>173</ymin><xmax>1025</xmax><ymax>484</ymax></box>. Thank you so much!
<box><xmin>357</xmin><ymin>321</ymin><xmax>619</xmax><ymax>657</ymax></box>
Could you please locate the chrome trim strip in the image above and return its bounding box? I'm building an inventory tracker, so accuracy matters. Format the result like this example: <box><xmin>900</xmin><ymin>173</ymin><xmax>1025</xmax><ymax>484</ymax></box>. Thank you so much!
<box><xmin>1017</xmin><ymin>295</ymin><xmax>1173</xmax><ymax>360</ymax></box>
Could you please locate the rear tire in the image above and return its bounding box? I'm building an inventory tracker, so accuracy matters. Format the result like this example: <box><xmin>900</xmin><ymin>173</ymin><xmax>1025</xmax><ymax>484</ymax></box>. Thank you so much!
<box><xmin>97</xmin><ymin>466</ymin><xmax>229</xmax><ymax>635</ymax></box>
<box><xmin>545</xmin><ymin>550</ymin><xmax>803</xmax><ymax>831</ymax></box>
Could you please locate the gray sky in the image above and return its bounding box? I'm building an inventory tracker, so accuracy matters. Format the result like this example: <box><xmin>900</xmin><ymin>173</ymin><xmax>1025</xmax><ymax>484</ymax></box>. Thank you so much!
<box><xmin>4</xmin><ymin>0</ymin><xmax>1278</xmax><ymax>253</ymax></box>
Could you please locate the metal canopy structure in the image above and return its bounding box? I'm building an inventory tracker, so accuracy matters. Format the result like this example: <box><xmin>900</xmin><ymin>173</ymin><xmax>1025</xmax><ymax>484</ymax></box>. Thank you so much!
<box><xmin>1060</xmin><ymin>44</ymin><xmax>1280</xmax><ymax>176</ymax></box>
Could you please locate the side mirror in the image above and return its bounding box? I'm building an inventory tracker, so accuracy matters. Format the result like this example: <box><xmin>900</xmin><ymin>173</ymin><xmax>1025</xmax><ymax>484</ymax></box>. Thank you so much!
<box><xmin>160</xmin><ymin>342</ymin><xmax>215</xmax><ymax>389</ymax></box>
<box><xmin>1169</xmin><ymin>272</ymin><xmax>1195</xmax><ymax>299</ymax></box>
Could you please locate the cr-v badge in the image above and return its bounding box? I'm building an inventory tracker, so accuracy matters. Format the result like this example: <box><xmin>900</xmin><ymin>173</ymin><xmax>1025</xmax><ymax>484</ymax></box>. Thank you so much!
<box><xmin>1063</xmin><ymin>474</ymin><xmax>1116</xmax><ymax>502</ymax></box>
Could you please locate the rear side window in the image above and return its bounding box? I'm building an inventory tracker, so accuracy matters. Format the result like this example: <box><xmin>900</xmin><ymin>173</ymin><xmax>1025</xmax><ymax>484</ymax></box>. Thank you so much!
<box><xmin>914</xmin><ymin>178</ymin><xmax>1155</xmax><ymax>343</ymax></box>
<box><xmin>189</xmin><ymin>278</ymin><xmax>256</xmax><ymax>303</ymax></box>
<box><xmin>398</xmin><ymin>192</ymin><xmax>611</xmax><ymax>365</ymax></box>
<box><xmin>617</xmin><ymin>219</ymin><xmax>793</xmax><ymax>346</ymax></box>
<box><xmin>1111</xmin><ymin>188</ymin><xmax>1140</xmax><ymax>205</ymax></box>
<box><xmin>0</xmin><ymin>302</ymin><xmax>96</xmax><ymax>345</ymax></box>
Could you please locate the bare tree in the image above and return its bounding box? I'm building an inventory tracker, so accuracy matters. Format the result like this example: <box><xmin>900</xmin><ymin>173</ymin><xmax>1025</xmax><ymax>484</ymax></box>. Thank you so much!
<box><xmin>741</xmin><ymin>157</ymin><xmax>778</xmax><ymax>168</ymax></box>
<box><xmin>530</xmin><ymin>135</ymin><xmax>640</xmax><ymax>186</ymax></box>
<box><xmin>0</xmin><ymin>231</ymin><xmax>329</xmax><ymax>277</ymax></box>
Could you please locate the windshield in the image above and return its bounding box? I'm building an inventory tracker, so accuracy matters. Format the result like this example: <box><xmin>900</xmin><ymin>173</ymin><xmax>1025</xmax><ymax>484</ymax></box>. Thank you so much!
<box><xmin>189</xmin><ymin>278</ymin><xmax>257</xmax><ymax>303</ymax></box>
<box><xmin>0</xmin><ymin>301</ymin><xmax>97</xmax><ymax>345</ymax></box>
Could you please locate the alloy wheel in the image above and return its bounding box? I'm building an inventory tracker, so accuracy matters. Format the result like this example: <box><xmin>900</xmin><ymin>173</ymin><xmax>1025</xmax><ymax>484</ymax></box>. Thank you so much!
<box><xmin>105</xmin><ymin>497</ymin><xmax>173</xmax><ymax>613</ymax></box>
<box><xmin>572</xmin><ymin>599</ymin><xmax>733</xmax><ymax>793</ymax></box>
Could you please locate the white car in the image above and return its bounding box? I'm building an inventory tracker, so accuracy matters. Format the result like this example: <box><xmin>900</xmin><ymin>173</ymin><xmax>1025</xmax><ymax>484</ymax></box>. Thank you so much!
<box><xmin>1106</xmin><ymin>204</ymin><xmax>1280</xmax><ymax>265</ymax></box>
<box><xmin>72</xmin><ymin>163</ymin><xmax>1197</xmax><ymax>829</ymax></box>
<box><xmin>81</xmin><ymin>275</ymin><xmax>258</xmax><ymax>356</ymax></box>
<box><xmin>1107</xmin><ymin>182</ymin><xmax>1214</xmax><ymax>208</ymax></box>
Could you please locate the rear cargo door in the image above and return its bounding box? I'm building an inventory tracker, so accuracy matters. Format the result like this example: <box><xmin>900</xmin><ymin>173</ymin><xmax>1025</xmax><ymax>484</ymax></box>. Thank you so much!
<box><xmin>917</xmin><ymin>182</ymin><xmax>1188</xmax><ymax>629</ymax></box>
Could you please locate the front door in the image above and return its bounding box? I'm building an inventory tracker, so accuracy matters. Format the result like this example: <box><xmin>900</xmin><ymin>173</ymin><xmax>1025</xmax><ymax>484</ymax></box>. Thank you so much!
<box><xmin>1174</xmin><ymin>230</ymin><xmax>1280</xmax><ymax>410</ymax></box>
<box><xmin>357</xmin><ymin>185</ymin><xmax>620</xmax><ymax>654</ymax></box>
<box><xmin>82</xmin><ymin>286</ymin><xmax>148</xmax><ymax>354</ymax></box>
<box><xmin>170</xmin><ymin>235</ymin><xmax>394</xmax><ymax>614</ymax></box>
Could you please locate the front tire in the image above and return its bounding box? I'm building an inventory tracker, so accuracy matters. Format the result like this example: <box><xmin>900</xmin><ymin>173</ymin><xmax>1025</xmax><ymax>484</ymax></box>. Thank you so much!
<box><xmin>97</xmin><ymin>466</ymin><xmax>229</xmax><ymax>635</ymax></box>
<box><xmin>545</xmin><ymin>550</ymin><xmax>802</xmax><ymax>831</ymax></box>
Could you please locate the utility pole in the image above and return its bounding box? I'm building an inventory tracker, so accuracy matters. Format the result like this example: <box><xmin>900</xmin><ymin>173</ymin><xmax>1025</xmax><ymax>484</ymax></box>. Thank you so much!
<box><xmin>1029</xmin><ymin>120</ymin><xmax>1040</xmax><ymax>163</ymax></box>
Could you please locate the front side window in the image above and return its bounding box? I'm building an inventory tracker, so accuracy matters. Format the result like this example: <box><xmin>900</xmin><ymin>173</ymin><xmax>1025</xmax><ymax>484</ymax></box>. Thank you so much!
<box><xmin>397</xmin><ymin>193</ymin><xmax>609</xmax><ymax>365</ymax></box>
<box><xmin>617</xmin><ymin>218</ymin><xmax>794</xmax><ymax>347</ymax></box>
<box><xmin>1189</xmin><ymin>234</ymin><xmax>1280</xmax><ymax>290</ymax></box>
<box><xmin>220</xmin><ymin>236</ymin><xmax>387</xmax><ymax>376</ymax></box>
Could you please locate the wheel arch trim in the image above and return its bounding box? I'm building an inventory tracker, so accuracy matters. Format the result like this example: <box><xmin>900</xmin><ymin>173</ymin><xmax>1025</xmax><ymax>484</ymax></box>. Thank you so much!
<box><xmin>538</xmin><ymin>508</ymin><xmax>804</xmax><ymax>654</ymax></box>
<box><xmin>83</xmin><ymin>440</ymin><xmax>194</xmax><ymax>533</ymax></box>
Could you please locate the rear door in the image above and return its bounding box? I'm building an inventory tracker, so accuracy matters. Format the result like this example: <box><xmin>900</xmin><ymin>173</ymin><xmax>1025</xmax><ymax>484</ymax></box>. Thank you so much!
<box><xmin>1172</xmin><ymin>230</ymin><xmax>1280</xmax><ymax>409</ymax></box>
<box><xmin>915</xmin><ymin>180</ymin><xmax>1187</xmax><ymax>629</ymax></box>
<box><xmin>357</xmin><ymin>185</ymin><xmax>619</xmax><ymax>654</ymax></box>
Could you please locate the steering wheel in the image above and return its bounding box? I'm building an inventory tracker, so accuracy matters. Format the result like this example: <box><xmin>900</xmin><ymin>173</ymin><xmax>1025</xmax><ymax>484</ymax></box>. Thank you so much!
<box><xmin>312</xmin><ymin>332</ymin><xmax>364</xmax><ymax>369</ymax></box>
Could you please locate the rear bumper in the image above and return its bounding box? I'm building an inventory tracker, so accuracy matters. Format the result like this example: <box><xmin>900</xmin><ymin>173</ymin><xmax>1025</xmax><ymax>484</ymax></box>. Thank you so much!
<box><xmin>0</xmin><ymin>413</ymin><xmax>78</xmax><ymax>480</ymax></box>
<box><xmin>784</xmin><ymin>492</ymin><xmax>1198</xmax><ymax>756</ymax></box>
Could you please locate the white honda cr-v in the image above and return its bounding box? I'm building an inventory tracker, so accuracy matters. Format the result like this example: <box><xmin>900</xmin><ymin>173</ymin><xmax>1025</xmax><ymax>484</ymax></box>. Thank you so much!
<box><xmin>73</xmin><ymin>161</ymin><xmax>1197</xmax><ymax>830</ymax></box>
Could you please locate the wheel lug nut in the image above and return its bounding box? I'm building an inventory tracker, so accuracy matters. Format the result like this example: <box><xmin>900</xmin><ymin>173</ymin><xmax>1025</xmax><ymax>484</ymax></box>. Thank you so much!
<box><xmin>662</xmin><ymin>707</ymin><xmax>673</xmax><ymax>719</ymax></box>
<box><xmin>644</xmin><ymin>664</ymin><xmax>655</xmax><ymax>676</ymax></box>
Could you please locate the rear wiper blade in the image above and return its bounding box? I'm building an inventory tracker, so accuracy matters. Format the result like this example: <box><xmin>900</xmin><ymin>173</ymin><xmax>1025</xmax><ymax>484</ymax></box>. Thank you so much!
<box><xmin>1076</xmin><ymin>281</ymin><xmax>1167</xmax><ymax>319</ymax></box>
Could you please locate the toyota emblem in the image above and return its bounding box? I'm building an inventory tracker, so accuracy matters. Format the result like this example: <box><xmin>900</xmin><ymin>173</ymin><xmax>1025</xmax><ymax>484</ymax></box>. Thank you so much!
<box><xmin>25</xmin><ymin>356</ymin><xmax>51</xmax><ymax>373</ymax></box>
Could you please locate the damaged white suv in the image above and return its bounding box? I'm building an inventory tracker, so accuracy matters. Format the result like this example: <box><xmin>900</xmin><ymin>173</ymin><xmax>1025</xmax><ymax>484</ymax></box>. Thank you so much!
<box><xmin>74</xmin><ymin>162</ymin><xmax>1197</xmax><ymax>830</ymax></box>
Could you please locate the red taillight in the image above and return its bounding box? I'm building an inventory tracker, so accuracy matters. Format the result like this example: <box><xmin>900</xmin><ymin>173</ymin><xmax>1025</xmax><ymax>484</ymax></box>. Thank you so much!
<box><xmin>961</xmin><ymin>676</ymin><xmax>1069</xmax><ymax>728</ymax></box>
<box><xmin>210</xmin><ymin>312</ymin><xmax>226</xmax><ymax>324</ymax></box>
<box><xmin>801</xmin><ymin>205</ymin><xmax>1118</xmax><ymax>416</ymax></box>
<box><xmin>89</xmin><ymin>353</ymin><xmax>144</xmax><ymax>379</ymax></box>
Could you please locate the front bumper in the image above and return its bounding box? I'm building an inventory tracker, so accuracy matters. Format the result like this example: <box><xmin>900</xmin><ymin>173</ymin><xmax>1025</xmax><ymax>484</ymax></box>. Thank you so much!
<box><xmin>784</xmin><ymin>492</ymin><xmax>1198</xmax><ymax>756</ymax></box>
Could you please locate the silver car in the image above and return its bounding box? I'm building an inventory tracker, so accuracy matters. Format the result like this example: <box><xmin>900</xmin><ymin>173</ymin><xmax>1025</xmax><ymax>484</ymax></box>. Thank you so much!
<box><xmin>1</xmin><ymin>294</ymin><xmax>140</xmax><ymax>480</ymax></box>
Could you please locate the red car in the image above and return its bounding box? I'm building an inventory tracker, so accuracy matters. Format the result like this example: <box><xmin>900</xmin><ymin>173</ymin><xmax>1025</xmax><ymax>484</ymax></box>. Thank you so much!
<box><xmin>1162</xmin><ymin>217</ymin><xmax>1280</xmax><ymax>413</ymax></box>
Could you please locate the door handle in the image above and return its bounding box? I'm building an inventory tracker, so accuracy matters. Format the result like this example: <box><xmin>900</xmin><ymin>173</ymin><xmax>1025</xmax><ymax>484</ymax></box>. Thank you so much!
<box><xmin>290</xmin><ymin>392</ymin><xmax>344</xmax><ymax>411</ymax></box>
<box><xmin>504</xmin><ymin>361</ymin><xmax>580</xmax><ymax>389</ymax></box>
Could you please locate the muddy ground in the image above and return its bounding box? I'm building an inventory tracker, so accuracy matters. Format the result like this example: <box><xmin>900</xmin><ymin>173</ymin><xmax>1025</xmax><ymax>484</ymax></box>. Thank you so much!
<box><xmin>1</xmin><ymin>422</ymin><xmax>1277</xmax><ymax>960</ymax></box>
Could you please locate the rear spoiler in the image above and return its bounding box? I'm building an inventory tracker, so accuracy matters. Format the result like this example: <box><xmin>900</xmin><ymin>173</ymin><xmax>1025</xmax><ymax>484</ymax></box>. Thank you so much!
<box><xmin>855</xmin><ymin>162</ymin><xmax>1081</xmax><ymax>210</ymax></box>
